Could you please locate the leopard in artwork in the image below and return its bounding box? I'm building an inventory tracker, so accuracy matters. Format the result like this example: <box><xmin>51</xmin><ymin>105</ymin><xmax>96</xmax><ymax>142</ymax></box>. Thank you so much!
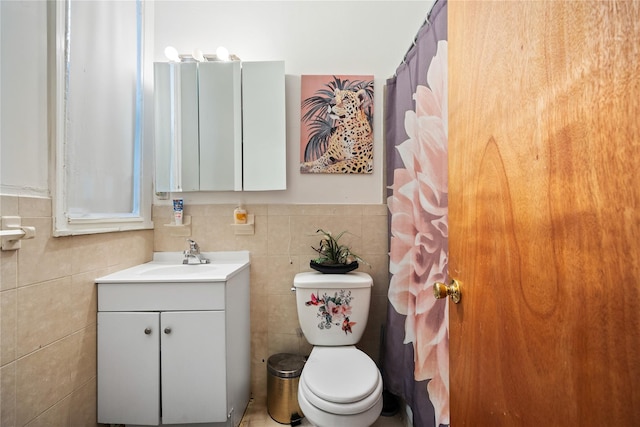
<box><xmin>300</xmin><ymin>88</ymin><xmax>373</xmax><ymax>174</ymax></box>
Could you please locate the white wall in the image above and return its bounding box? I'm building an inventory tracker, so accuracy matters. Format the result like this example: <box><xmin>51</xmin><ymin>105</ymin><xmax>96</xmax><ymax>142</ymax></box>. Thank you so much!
<box><xmin>0</xmin><ymin>0</ymin><xmax>433</xmax><ymax>205</ymax></box>
<box><xmin>0</xmin><ymin>0</ymin><xmax>49</xmax><ymax>197</ymax></box>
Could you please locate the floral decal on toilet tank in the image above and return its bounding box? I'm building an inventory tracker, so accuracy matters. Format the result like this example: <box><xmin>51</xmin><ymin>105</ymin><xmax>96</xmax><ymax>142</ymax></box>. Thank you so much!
<box><xmin>306</xmin><ymin>290</ymin><xmax>356</xmax><ymax>334</ymax></box>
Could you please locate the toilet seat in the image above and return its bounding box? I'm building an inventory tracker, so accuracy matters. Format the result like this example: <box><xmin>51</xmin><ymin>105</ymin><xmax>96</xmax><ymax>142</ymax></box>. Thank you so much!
<box><xmin>299</xmin><ymin>346</ymin><xmax>383</xmax><ymax>415</ymax></box>
<box><xmin>300</xmin><ymin>371</ymin><xmax>383</xmax><ymax>415</ymax></box>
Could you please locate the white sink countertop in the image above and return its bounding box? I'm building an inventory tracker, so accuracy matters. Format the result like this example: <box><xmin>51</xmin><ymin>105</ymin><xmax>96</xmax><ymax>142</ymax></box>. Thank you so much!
<box><xmin>95</xmin><ymin>251</ymin><xmax>250</xmax><ymax>283</ymax></box>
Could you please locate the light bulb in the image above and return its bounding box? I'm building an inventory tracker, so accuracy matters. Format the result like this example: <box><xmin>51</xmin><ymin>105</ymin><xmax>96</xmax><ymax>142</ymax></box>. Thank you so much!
<box><xmin>164</xmin><ymin>46</ymin><xmax>180</xmax><ymax>62</ymax></box>
<box><xmin>192</xmin><ymin>48</ymin><xmax>206</xmax><ymax>62</ymax></box>
<box><xmin>216</xmin><ymin>46</ymin><xmax>230</xmax><ymax>61</ymax></box>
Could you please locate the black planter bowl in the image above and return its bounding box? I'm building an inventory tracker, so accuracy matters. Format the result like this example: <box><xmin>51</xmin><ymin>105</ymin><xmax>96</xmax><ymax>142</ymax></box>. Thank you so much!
<box><xmin>310</xmin><ymin>260</ymin><xmax>358</xmax><ymax>274</ymax></box>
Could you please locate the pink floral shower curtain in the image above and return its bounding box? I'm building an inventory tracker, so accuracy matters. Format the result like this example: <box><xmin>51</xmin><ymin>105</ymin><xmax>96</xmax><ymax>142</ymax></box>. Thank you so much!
<box><xmin>383</xmin><ymin>1</ymin><xmax>448</xmax><ymax>426</ymax></box>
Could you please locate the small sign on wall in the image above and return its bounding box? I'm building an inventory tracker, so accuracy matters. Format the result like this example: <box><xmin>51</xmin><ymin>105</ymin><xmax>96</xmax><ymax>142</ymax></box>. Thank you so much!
<box><xmin>300</xmin><ymin>75</ymin><xmax>374</xmax><ymax>174</ymax></box>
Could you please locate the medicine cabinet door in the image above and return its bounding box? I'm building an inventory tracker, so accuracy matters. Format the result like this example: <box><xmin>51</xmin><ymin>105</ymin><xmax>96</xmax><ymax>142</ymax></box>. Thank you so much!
<box><xmin>154</xmin><ymin>62</ymin><xmax>199</xmax><ymax>192</ymax></box>
<box><xmin>242</xmin><ymin>60</ymin><xmax>287</xmax><ymax>191</ymax></box>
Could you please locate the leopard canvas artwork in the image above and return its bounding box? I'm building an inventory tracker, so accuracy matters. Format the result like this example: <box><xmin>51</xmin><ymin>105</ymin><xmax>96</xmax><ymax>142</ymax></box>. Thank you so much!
<box><xmin>300</xmin><ymin>75</ymin><xmax>374</xmax><ymax>174</ymax></box>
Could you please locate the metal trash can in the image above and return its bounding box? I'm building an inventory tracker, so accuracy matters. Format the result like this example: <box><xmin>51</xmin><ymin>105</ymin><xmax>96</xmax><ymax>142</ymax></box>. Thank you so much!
<box><xmin>267</xmin><ymin>353</ymin><xmax>305</xmax><ymax>424</ymax></box>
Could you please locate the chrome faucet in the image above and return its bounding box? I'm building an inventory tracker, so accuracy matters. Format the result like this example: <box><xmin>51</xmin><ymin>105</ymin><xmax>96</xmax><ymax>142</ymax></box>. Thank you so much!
<box><xmin>183</xmin><ymin>239</ymin><xmax>210</xmax><ymax>264</ymax></box>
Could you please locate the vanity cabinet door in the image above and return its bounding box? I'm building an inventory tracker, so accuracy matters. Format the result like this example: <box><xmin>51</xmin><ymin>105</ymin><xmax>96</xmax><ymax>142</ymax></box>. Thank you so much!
<box><xmin>97</xmin><ymin>312</ymin><xmax>160</xmax><ymax>426</ymax></box>
<box><xmin>161</xmin><ymin>311</ymin><xmax>227</xmax><ymax>424</ymax></box>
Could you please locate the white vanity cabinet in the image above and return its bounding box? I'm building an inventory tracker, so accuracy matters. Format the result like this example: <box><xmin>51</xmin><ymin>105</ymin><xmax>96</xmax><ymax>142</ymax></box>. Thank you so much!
<box><xmin>96</xmin><ymin>256</ymin><xmax>250</xmax><ymax>427</ymax></box>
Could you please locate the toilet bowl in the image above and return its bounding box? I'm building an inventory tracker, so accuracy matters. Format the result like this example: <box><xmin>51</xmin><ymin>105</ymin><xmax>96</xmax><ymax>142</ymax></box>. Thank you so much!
<box><xmin>297</xmin><ymin>346</ymin><xmax>383</xmax><ymax>427</ymax></box>
<box><xmin>293</xmin><ymin>272</ymin><xmax>383</xmax><ymax>427</ymax></box>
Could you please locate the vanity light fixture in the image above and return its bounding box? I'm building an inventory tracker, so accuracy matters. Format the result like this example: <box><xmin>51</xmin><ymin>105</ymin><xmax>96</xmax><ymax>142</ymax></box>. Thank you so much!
<box><xmin>164</xmin><ymin>45</ymin><xmax>237</xmax><ymax>62</ymax></box>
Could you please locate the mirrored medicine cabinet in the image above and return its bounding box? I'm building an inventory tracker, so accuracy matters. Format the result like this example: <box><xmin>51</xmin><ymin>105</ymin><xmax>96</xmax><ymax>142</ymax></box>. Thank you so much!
<box><xmin>154</xmin><ymin>60</ymin><xmax>286</xmax><ymax>193</ymax></box>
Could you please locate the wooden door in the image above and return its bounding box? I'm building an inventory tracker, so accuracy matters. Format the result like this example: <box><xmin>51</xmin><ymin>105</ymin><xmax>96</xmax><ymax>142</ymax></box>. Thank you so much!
<box><xmin>448</xmin><ymin>2</ymin><xmax>640</xmax><ymax>425</ymax></box>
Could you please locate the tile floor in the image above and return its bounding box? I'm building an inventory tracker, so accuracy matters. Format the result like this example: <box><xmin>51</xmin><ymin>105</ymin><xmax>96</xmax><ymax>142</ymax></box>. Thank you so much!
<box><xmin>239</xmin><ymin>399</ymin><xmax>407</xmax><ymax>427</ymax></box>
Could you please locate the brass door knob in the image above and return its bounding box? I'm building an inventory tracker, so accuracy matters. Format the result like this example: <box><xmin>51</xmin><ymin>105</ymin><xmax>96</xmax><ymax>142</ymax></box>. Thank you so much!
<box><xmin>433</xmin><ymin>279</ymin><xmax>461</xmax><ymax>303</ymax></box>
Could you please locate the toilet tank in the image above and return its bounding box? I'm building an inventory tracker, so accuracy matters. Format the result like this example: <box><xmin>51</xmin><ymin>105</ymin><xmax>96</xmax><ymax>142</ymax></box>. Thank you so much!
<box><xmin>293</xmin><ymin>272</ymin><xmax>373</xmax><ymax>346</ymax></box>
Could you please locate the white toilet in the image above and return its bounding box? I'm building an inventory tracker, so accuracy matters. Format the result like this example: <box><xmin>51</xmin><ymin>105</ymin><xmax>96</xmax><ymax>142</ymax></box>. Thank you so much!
<box><xmin>293</xmin><ymin>272</ymin><xmax>383</xmax><ymax>427</ymax></box>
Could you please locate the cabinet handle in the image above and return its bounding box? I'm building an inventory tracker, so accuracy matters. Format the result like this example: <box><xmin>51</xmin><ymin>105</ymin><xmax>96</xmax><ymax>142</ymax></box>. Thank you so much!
<box><xmin>164</xmin><ymin>327</ymin><xmax>172</xmax><ymax>334</ymax></box>
<box><xmin>144</xmin><ymin>328</ymin><xmax>152</xmax><ymax>335</ymax></box>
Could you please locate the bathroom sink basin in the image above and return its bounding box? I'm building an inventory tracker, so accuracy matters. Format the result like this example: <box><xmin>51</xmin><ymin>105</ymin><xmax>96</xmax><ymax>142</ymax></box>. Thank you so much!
<box><xmin>138</xmin><ymin>264</ymin><xmax>220</xmax><ymax>276</ymax></box>
<box><xmin>95</xmin><ymin>251</ymin><xmax>250</xmax><ymax>283</ymax></box>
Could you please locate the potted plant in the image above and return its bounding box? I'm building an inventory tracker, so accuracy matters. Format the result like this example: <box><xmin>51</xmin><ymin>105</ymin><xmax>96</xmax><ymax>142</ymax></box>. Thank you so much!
<box><xmin>310</xmin><ymin>229</ymin><xmax>367</xmax><ymax>273</ymax></box>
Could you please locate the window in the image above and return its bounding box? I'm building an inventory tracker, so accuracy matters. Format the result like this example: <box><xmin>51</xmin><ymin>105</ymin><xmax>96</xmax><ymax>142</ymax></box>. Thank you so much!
<box><xmin>53</xmin><ymin>0</ymin><xmax>153</xmax><ymax>235</ymax></box>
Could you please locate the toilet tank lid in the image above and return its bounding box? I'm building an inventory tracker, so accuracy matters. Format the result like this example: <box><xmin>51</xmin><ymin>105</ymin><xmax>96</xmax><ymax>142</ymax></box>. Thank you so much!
<box><xmin>294</xmin><ymin>271</ymin><xmax>372</xmax><ymax>289</ymax></box>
